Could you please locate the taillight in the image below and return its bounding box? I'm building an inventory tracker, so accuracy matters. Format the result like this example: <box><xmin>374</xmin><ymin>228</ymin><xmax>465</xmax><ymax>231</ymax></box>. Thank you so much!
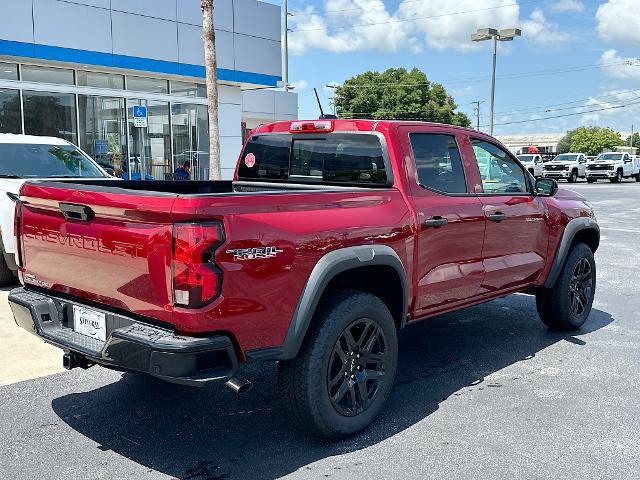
<box><xmin>172</xmin><ymin>222</ymin><xmax>224</xmax><ymax>308</ymax></box>
<box><xmin>290</xmin><ymin>121</ymin><xmax>334</xmax><ymax>133</ymax></box>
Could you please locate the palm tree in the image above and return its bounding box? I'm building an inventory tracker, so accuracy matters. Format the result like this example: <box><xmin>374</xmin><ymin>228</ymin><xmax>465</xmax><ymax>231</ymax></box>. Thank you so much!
<box><xmin>201</xmin><ymin>0</ymin><xmax>222</xmax><ymax>180</ymax></box>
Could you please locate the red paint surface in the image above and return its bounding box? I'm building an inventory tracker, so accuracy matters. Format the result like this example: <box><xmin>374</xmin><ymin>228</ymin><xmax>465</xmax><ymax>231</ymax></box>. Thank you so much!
<box><xmin>18</xmin><ymin>120</ymin><xmax>593</xmax><ymax>358</ymax></box>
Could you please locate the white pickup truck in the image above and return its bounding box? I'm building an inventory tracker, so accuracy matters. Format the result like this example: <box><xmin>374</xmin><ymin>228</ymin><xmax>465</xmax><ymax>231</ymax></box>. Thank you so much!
<box><xmin>0</xmin><ymin>134</ymin><xmax>110</xmax><ymax>285</ymax></box>
<box><xmin>516</xmin><ymin>153</ymin><xmax>544</xmax><ymax>178</ymax></box>
<box><xmin>542</xmin><ymin>153</ymin><xmax>588</xmax><ymax>183</ymax></box>
<box><xmin>585</xmin><ymin>152</ymin><xmax>640</xmax><ymax>183</ymax></box>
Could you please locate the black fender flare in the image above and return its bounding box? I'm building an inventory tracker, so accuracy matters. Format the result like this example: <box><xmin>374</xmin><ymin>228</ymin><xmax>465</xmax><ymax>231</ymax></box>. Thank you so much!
<box><xmin>544</xmin><ymin>217</ymin><xmax>599</xmax><ymax>288</ymax></box>
<box><xmin>246</xmin><ymin>245</ymin><xmax>408</xmax><ymax>361</ymax></box>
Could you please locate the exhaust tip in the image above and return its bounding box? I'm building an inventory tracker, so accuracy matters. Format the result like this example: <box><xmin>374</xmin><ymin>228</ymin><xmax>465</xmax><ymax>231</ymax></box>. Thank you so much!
<box><xmin>225</xmin><ymin>377</ymin><xmax>252</xmax><ymax>394</ymax></box>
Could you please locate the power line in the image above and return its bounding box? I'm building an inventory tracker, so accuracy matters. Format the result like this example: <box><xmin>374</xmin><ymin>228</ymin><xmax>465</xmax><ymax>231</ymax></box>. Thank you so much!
<box><xmin>290</xmin><ymin>0</ymin><xmax>531</xmax><ymax>33</ymax></box>
<box><xmin>290</xmin><ymin>0</ymin><xmax>538</xmax><ymax>18</ymax></box>
<box><xmin>486</xmin><ymin>98</ymin><xmax>640</xmax><ymax>127</ymax></box>
<box><xmin>326</xmin><ymin>60</ymin><xmax>640</xmax><ymax>89</ymax></box>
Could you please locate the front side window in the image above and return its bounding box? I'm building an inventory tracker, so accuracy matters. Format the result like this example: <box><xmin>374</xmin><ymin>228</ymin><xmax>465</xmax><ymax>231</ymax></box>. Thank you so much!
<box><xmin>410</xmin><ymin>133</ymin><xmax>467</xmax><ymax>194</ymax></box>
<box><xmin>472</xmin><ymin>139</ymin><xmax>528</xmax><ymax>194</ymax></box>
<box><xmin>0</xmin><ymin>143</ymin><xmax>106</xmax><ymax>178</ymax></box>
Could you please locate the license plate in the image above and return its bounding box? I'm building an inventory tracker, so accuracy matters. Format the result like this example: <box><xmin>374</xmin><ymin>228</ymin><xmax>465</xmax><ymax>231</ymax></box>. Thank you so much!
<box><xmin>73</xmin><ymin>305</ymin><xmax>106</xmax><ymax>342</ymax></box>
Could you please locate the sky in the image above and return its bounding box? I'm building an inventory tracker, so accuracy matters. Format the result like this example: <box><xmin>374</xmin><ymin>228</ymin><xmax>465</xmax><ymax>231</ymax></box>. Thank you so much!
<box><xmin>278</xmin><ymin>0</ymin><xmax>640</xmax><ymax>136</ymax></box>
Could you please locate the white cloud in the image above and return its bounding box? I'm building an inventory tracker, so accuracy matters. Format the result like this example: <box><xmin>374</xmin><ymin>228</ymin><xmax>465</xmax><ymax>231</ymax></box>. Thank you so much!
<box><xmin>452</xmin><ymin>85</ymin><xmax>476</xmax><ymax>97</ymax></box>
<box><xmin>289</xmin><ymin>1</ymin><xmax>574</xmax><ymax>54</ymax></box>
<box><xmin>579</xmin><ymin>89</ymin><xmax>640</xmax><ymax>126</ymax></box>
<box><xmin>600</xmin><ymin>49</ymin><xmax>640</xmax><ymax>80</ymax></box>
<box><xmin>290</xmin><ymin>0</ymin><xmax>521</xmax><ymax>54</ymax></box>
<box><xmin>597</xmin><ymin>0</ymin><xmax>640</xmax><ymax>46</ymax></box>
<box><xmin>521</xmin><ymin>9</ymin><xmax>570</xmax><ymax>46</ymax></box>
<box><xmin>550</xmin><ymin>0</ymin><xmax>584</xmax><ymax>12</ymax></box>
<box><xmin>289</xmin><ymin>79</ymin><xmax>309</xmax><ymax>90</ymax></box>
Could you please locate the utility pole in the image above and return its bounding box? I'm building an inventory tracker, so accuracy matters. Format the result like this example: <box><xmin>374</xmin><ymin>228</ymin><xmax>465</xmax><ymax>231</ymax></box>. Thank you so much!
<box><xmin>471</xmin><ymin>100</ymin><xmax>484</xmax><ymax>131</ymax></box>
<box><xmin>283</xmin><ymin>0</ymin><xmax>290</xmax><ymax>91</ymax></box>
<box><xmin>630</xmin><ymin>124</ymin><xmax>634</xmax><ymax>147</ymax></box>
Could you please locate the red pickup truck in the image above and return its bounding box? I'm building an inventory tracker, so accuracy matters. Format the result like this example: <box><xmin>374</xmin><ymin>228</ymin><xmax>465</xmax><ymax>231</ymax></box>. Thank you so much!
<box><xmin>9</xmin><ymin>119</ymin><xmax>599</xmax><ymax>438</ymax></box>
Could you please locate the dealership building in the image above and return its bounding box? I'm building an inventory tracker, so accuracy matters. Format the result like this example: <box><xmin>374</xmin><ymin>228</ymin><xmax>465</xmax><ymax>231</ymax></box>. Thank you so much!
<box><xmin>0</xmin><ymin>0</ymin><xmax>297</xmax><ymax>180</ymax></box>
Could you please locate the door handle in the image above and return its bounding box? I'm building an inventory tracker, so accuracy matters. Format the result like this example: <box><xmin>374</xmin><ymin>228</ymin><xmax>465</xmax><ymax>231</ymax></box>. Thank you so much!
<box><xmin>487</xmin><ymin>212</ymin><xmax>507</xmax><ymax>223</ymax></box>
<box><xmin>59</xmin><ymin>202</ymin><xmax>95</xmax><ymax>222</ymax></box>
<box><xmin>425</xmin><ymin>216</ymin><xmax>448</xmax><ymax>228</ymax></box>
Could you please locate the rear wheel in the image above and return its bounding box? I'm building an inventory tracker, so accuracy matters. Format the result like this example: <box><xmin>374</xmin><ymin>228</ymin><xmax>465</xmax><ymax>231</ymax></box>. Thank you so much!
<box><xmin>536</xmin><ymin>242</ymin><xmax>596</xmax><ymax>330</ymax></box>
<box><xmin>0</xmin><ymin>248</ymin><xmax>17</xmax><ymax>287</ymax></box>
<box><xmin>278</xmin><ymin>290</ymin><xmax>398</xmax><ymax>438</ymax></box>
<box><xmin>635</xmin><ymin>174</ymin><xmax>640</xmax><ymax>182</ymax></box>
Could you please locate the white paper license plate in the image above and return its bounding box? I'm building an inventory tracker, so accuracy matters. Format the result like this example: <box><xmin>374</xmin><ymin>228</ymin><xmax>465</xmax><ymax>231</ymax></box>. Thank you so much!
<box><xmin>73</xmin><ymin>305</ymin><xmax>106</xmax><ymax>342</ymax></box>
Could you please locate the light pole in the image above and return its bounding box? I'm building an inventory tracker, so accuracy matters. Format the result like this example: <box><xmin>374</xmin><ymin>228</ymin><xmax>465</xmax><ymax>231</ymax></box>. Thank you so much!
<box><xmin>471</xmin><ymin>28</ymin><xmax>521</xmax><ymax>136</ymax></box>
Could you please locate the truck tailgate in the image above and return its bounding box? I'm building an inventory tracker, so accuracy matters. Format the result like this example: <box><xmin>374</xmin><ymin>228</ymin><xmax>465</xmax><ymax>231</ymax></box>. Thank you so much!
<box><xmin>18</xmin><ymin>182</ymin><xmax>175</xmax><ymax>323</ymax></box>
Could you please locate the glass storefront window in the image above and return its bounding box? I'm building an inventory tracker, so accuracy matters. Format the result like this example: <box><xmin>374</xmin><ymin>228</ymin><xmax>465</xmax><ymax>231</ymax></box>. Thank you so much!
<box><xmin>77</xmin><ymin>71</ymin><xmax>124</xmax><ymax>90</ymax></box>
<box><xmin>0</xmin><ymin>63</ymin><xmax>18</xmax><ymax>81</ymax></box>
<box><xmin>23</xmin><ymin>90</ymin><xmax>77</xmax><ymax>143</ymax></box>
<box><xmin>172</xmin><ymin>103</ymin><xmax>209</xmax><ymax>180</ymax></box>
<box><xmin>0</xmin><ymin>89</ymin><xmax>22</xmax><ymax>134</ymax></box>
<box><xmin>21</xmin><ymin>65</ymin><xmax>74</xmax><ymax>85</ymax></box>
<box><xmin>126</xmin><ymin>76</ymin><xmax>169</xmax><ymax>94</ymax></box>
<box><xmin>78</xmin><ymin>95</ymin><xmax>127</xmax><ymax>176</ymax></box>
<box><xmin>171</xmin><ymin>81</ymin><xmax>206</xmax><ymax>98</ymax></box>
<box><xmin>127</xmin><ymin>100</ymin><xmax>171</xmax><ymax>180</ymax></box>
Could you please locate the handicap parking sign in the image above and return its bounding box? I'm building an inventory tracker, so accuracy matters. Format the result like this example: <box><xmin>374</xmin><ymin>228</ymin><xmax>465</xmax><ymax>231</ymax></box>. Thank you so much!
<box><xmin>133</xmin><ymin>105</ymin><xmax>147</xmax><ymax>128</ymax></box>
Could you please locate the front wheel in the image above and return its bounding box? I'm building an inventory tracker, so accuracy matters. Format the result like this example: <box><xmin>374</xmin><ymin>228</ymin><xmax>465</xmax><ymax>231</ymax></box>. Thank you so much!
<box><xmin>567</xmin><ymin>170</ymin><xmax>578</xmax><ymax>183</ymax></box>
<box><xmin>536</xmin><ymin>242</ymin><xmax>596</xmax><ymax>330</ymax></box>
<box><xmin>587</xmin><ymin>177</ymin><xmax>596</xmax><ymax>183</ymax></box>
<box><xmin>635</xmin><ymin>174</ymin><xmax>640</xmax><ymax>182</ymax></box>
<box><xmin>278</xmin><ymin>290</ymin><xmax>398</xmax><ymax>438</ymax></box>
<box><xmin>610</xmin><ymin>170</ymin><xmax>622</xmax><ymax>183</ymax></box>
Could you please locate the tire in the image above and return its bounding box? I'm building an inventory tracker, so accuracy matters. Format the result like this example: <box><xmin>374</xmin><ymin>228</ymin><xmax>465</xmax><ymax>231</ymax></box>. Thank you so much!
<box><xmin>635</xmin><ymin>174</ymin><xmax>640</xmax><ymax>182</ymax></box>
<box><xmin>536</xmin><ymin>242</ymin><xmax>596</xmax><ymax>331</ymax></box>
<box><xmin>567</xmin><ymin>169</ymin><xmax>578</xmax><ymax>183</ymax></box>
<box><xmin>277</xmin><ymin>289</ymin><xmax>398</xmax><ymax>438</ymax></box>
<box><xmin>587</xmin><ymin>178</ymin><xmax>596</xmax><ymax>184</ymax></box>
<box><xmin>610</xmin><ymin>170</ymin><xmax>622</xmax><ymax>183</ymax></box>
<box><xmin>0</xmin><ymin>249</ymin><xmax>17</xmax><ymax>287</ymax></box>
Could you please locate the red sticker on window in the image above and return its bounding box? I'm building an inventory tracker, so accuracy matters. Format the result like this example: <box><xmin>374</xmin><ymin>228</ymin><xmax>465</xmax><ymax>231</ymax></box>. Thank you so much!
<box><xmin>244</xmin><ymin>152</ymin><xmax>256</xmax><ymax>168</ymax></box>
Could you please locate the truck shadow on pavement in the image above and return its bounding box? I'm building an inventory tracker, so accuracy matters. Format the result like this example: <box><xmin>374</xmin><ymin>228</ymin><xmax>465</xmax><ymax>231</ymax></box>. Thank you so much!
<box><xmin>52</xmin><ymin>294</ymin><xmax>613</xmax><ymax>480</ymax></box>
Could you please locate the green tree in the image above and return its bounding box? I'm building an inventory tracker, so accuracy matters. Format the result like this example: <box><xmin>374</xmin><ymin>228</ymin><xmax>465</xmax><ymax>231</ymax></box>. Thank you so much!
<box><xmin>625</xmin><ymin>132</ymin><xmax>640</xmax><ymax>149</ymax></box>
<box><xmin>569</xmin><ymin>126</ymin><xmax>623</xmax><ymax>156</ymax></box>
<box><xmin>335</xmin><ymin>68</ymin><xmax>471</xmax><ymax>127</ymax></box>
<box><xmin>556</xmin><ymin>129</ymin><xmax>576</xmax><ymax>154</ymax></box>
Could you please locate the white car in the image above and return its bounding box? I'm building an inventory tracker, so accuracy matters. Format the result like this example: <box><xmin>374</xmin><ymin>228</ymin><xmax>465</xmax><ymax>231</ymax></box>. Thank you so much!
<box><xmin>0</xmin><ymin>134</ymin><xmax>111</xmax><ymax>285</ymax></box>
<box><xmin>586</xmin><ymin>152</ymin><xmax>640</xmax><ymax>183</ymax></box>
<box><xmin>542</xmin><ymin>153</ymin><xmax>588</xmax><ymax>183</ymax></box>
<box><xmin>516</xmin><ymin>153</ymin><xmax>544</xmax><ymax>178</ymax></box>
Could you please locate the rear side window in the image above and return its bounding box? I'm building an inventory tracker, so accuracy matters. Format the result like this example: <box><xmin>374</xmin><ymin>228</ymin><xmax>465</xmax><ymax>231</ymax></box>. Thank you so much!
<box><xmin>237</xmin><ymin>134</ymin><xmax>388</xmax><ymax>185</ymax></box>
<box><xmin>409</xmin><ymin>133</ymin><xmax>467</xmax><ymax>194</ymax></box>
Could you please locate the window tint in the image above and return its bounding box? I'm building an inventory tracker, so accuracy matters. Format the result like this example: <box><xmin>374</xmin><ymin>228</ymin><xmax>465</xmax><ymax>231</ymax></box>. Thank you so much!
<box><xmin>410</xmin><ymin>133</ymin><xmax>467</xmax><ymax>194</ymax></box>
<box><xmin>472</xmin><ymin>139</ymin><xmax>528</xmax><ymax>194</ymax></box>
<box><xmin>77</xmin><ymin>71</ymin><xmax>124</xmax><ymax>89</ymax></box>
<box><xmin>23</xmin><ymin>90</ymin><xmax>77</xmax><ymax>143</ymax></box>
<box><xmin>0</xmin><ymin>143</ymin><xmax>105</xmax><ymax>178</ymax></box>
<box><xmin>237</xmin><ymin>134</ymin><xmax>387</xmax><ymax>184</ymax></box>
<box><xmin>21</xmin><ymin>65</ymin><xmax>74</xmax><ymax>85</ymax></box>
<box><xmin>0</xmin><ymin>89</ymin><xmax>21</xmax><ymax>134</ymax></box>
<box><xmin>237</xmin><ymin>135</ymin><xmax>291</xmax><ymax>180</ymax></box>
<box><xmin>127</xmin><ymin>76</ymin><xmax>169</xmax><ymax>94</ymax></box>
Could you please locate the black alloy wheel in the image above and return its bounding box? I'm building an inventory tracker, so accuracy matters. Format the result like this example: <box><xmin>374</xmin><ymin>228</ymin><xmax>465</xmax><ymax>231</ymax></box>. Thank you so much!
<box><xmin>328</xmin><ymin>318</ymin><xmax>388</xmax><ymax>417</ymax></box>
<box><xmin>568</xmin><ymin>258</ymin><xmax>593</xmax><ymax>317</ymax></box>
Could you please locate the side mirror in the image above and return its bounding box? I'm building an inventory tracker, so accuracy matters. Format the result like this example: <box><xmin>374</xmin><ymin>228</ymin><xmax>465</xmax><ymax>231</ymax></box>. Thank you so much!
<box><xmin>535</xmin><ymin>178</ymin><xmax>558</xmax><ymax>197</ymax></box>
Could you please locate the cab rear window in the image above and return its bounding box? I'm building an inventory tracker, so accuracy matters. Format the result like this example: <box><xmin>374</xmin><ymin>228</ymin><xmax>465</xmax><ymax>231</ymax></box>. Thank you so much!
<box><xmin>237</xmin><ymin>133</ymin><xmax>388</xmax><ymax>185</ymax></box>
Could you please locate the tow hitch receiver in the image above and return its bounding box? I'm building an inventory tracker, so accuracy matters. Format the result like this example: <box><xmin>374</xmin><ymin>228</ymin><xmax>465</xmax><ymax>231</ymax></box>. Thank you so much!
<box><xmin>63</xmin><ymin>352</ymin><xmax>94</xmax><ymax>370</ymax></box>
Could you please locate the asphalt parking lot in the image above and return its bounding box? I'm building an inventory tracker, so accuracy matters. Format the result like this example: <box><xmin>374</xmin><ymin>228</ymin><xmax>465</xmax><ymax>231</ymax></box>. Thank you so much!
<box><xmin>1</xmin><ymin>180</ymin><xmax>639</xmax><ymax>480</ymax></box>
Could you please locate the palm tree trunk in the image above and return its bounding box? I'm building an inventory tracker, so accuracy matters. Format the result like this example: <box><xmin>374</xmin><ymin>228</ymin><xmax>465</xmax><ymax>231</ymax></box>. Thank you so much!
<box><xmin>201</xmin><ymin>0</ymin><xmax>222</xmax><ymax>180</ymax></box>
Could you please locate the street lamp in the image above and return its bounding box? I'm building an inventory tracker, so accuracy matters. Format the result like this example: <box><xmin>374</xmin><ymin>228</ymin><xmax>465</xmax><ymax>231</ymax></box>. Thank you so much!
<box><xmin>471</xmin><ymin>27</ymin><xmax>521</xmax><ymax>136</ymax></box>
